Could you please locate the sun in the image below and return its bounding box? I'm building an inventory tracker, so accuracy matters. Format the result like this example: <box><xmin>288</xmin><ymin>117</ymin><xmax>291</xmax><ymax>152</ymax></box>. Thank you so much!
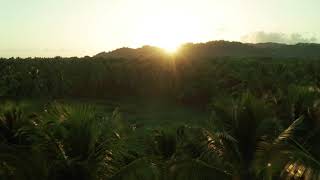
<box><xmin>132</xmin><ymin>11</ymin><xmax>201</xmax><ymax>54</ymax></box>
<box><xmin>143</xmin><ymin>26</ymin><xmax>183</xmax><ymax>54</ymax></box>
<box><xmin>161</xmin><ymin>43</ymin><xmax>180</xmax><ymax>54</ymax></box>
<box><xmin>164</xmin><ymin>47</ymin><xmax>178</xmax><ymax>54</ymax></box>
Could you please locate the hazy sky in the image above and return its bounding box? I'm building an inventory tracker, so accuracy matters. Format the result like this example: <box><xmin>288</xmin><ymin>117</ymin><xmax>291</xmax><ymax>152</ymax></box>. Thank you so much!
<box><xmin>1</xmin><ymin>0</ymin><xmax>319</xmax><ymax>57</ymax></box>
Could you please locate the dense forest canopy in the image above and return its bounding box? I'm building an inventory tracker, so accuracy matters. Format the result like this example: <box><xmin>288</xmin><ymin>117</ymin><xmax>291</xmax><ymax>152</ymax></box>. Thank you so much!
<box><xmin>2</xmin><ymin>41</ymin><xmax>320</xmax><ymax>101</ymax></box>
<box><xmin>2</xmin><ymin>41</ymin><xmax>320</xmax><ymax>180</ymax></box>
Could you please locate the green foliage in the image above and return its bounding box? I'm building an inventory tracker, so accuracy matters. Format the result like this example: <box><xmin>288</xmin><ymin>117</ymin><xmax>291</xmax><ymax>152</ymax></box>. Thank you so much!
<box><xmin>0</xmin><ymin>103</ymin><xmax>134</xmax><ymax>180</ymax></box>
<box><xmin>1</xmin><ymin>56</ymin><xmax>320</xmax><ymax>105</ymax></box>
<box><xmin>1</xmin><ymin>97</ymin><xmax>320</xmax><ymax>179</ymax></box>
<box><xmin>2</xmin><ymin>54</ymin><xmax>320</xmax><ymax>179</ymax></box>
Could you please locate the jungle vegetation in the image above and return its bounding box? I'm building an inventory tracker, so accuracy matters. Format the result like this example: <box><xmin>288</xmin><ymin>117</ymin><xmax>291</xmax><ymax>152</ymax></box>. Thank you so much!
<box><xmin>1</xmin><ymin>42</ymin><xmax>320</xmax><ymax>179</ymax></box>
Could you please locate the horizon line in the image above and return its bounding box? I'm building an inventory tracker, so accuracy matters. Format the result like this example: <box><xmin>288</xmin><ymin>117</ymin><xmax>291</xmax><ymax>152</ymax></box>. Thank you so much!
<box><xmin>1</xmin><ymin>40</ymin><xmax>320</xmax><ymax>59</ymax></box>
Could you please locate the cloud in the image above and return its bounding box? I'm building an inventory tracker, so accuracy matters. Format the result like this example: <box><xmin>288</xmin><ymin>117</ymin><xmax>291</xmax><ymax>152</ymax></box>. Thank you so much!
<box><xmin>241</xmin><ymin>32</ymin><xmax>317</xmax><ymax>44</ymax></box>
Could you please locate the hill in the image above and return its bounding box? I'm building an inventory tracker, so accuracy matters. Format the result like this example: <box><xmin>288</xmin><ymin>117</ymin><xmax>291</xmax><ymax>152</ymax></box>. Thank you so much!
<box><xmin>95</xmin><ymin>45</ymin><xmax>170</xmax><ymax>59</ymax></box>
<box><xmin>95</xmin><ymin>41</ymin><xmax>320</xmax><ymax>59</ymax></box>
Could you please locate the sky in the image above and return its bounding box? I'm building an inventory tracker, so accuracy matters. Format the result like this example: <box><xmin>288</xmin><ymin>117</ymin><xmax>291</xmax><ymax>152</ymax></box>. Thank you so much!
<box><xmin>0</xmin><ymin>0</ymin><xmax>320</xmax><ymax>57</ymax></box>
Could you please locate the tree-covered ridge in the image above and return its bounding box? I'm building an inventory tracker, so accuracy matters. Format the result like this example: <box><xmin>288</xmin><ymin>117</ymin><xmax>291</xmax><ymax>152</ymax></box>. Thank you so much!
<box><xmin>96</xmin><ymin>41</ymin><xmax>320</xmax><ymax>59</ymax></box>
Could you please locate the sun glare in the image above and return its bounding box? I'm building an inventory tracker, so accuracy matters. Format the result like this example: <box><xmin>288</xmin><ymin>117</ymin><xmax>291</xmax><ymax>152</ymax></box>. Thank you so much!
<box><xmin>162</xmin><ymin>43</ymin><xmax>179</xmax><ymax>54</ymax></box>
<box><xmin>132</xmin><ymin>11</ymin><xmax>202</xmax><ymax>54</ymax></box>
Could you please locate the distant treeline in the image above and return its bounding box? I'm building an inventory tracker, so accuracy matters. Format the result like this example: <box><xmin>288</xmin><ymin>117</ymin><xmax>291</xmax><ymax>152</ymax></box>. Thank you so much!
<box><xmin>1</xmin><ymin>55</ymin><xmax>320</xmax><ymax>105</ymax></box>
<box><xmin>96</xmin><ymin>41</ymin><xmax>320</xmax><ymax>59</ymax></box>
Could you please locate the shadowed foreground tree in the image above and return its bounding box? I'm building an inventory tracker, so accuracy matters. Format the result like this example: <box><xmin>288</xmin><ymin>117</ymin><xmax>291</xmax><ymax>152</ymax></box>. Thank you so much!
<box><xmin>1</xmin><ymin>93</ymin><xmax>320</xmax><ymax>180</ymax></box>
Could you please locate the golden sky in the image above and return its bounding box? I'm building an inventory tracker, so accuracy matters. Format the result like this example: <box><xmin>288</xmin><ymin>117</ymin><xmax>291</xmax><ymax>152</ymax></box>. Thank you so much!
<box><xmin>0</xmin><ymin>0</ymin><xmax>319</xmax><ymax>57</ymax></box>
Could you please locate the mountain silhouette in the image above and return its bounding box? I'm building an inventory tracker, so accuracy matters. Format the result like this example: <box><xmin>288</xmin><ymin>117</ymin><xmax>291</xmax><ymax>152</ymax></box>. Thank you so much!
<box><xmin>95</xmin><ymin>41</ymin><xmax>320</xmax><ymax>59</ymax></box>
<box><xmin>95</xmin><ymin>45</ymin><xmax>170</xmax><ymax>59</ymax></box>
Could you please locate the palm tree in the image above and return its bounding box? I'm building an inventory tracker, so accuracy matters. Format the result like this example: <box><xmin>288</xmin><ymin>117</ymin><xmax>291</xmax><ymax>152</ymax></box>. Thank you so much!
<box><xmin>109</xmin><ymin>126</ymin><xmax>231</xmax><ymax>180</ymax></box>
<box><xmin>197</xmin><ymin>93</ymin><xmax>282</xmax><ymax>180</ymax></box>
<box><xmin>254</xmin><ymin>104</ymin><xmax>320</xmax><ymax>180</ymax></box>
<box><xmin>37</xmin><ymin>103</ymin><xmax>126</xmax><ymax>180</ymax></box>
<box><xmin>0</xmin><ymin>103</ymin><xmax>49</xmax><ymax>180</ymax></box>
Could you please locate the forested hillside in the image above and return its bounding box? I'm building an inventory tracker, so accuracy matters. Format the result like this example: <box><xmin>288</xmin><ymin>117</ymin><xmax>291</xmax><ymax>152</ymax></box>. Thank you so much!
<box><xmin>2</xmin><ymin>41</ymin><xmax>320</xmax><ymax>103</ymax></box>
<box><xmin>97</xmin><ymin>41</ymin><xmax>320</xmax><ymax>59</ymax></box>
